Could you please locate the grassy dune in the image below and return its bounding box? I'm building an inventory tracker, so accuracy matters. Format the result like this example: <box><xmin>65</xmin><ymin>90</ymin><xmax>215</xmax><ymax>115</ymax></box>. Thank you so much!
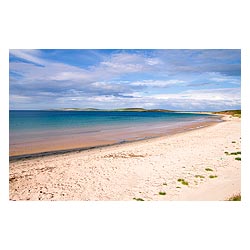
<box><xmin>213</xmin><ymin>110</ymin><xmax>241</xmax><ymax>118</ymax></box>
<box><xmin>228</xmin><ymin>194</ymin><xmax>241</xmax><ymax>201</ymax></box>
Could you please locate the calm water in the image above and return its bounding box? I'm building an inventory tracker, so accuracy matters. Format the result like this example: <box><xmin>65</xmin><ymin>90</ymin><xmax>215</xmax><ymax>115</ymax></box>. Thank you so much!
<box><xmin>9</xmin><ymin>110</ymin><xmax>220</xmax><ymax>157</ymax></box>
<box><xmin>10</xmin><ymin>110</ymin><xmax>216</xmax><ymax>132</ymax></box>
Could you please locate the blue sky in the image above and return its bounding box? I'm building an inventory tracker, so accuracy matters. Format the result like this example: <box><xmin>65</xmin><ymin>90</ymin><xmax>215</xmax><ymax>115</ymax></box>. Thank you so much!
<box><xmin>9</xmin><ymin>49</ymin><xmax>241</xmax><ymax>111</ymax></box>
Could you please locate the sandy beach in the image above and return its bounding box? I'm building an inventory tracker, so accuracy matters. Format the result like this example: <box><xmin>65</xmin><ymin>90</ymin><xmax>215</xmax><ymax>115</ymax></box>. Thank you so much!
<box><xmin>9</xmin><ymin>115</ymin><xmax>241</xmax><ymax>201</ymax></box>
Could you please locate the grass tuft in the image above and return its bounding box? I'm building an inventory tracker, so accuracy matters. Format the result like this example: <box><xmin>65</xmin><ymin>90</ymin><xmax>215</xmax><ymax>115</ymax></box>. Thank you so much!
<box><xmin>235</xmin><ymin>157</ymin><xmax>241</xmax><ymax>161</ymax></box>
<box><xmin>225</xmin><ymin>151</ymin><xmax>241</xmax><ymax>156</ymax></box>
<box><xmin>209</xmin><ymin>175</ymin><xmax>218</xmax><ymax>179</ymax></box>
<box><xmin>230</xmin><ymin>152</ymin><xmax>241</xmax><ymax>155</ymax></box>
<box><xmin>195</xmin><ymin>175</ymin><xmax>205</xmax><ymax>178</ymax></box>
<box><xmin>133</xmin><ymin>198</ymin><xmax>144</xmax><ymax>201</ymax></box>
<box><xmin>159</xmin><ymin>192</ymin><xmax>166</xmax><ymax>195</ymax></box>
<box><xmin>205</xmin><ymin>168</ymin><xmax>213</xmax><ymax>171</ymax></box>
<box><xmin>228</xmin><ymin>194</ymin><xmax>241</xmax><ymax>201</ymax></box>
<box><xmin>177</xmin><ymin>178</ymin><xmax>184</xmax><ymax>182</ymax></box>
<box><xmin>232</xmin><ymin>141</ymin><xmax>236</xmax><ymax>143</ymax></box>
<box><xmin>178</xmin><ymin>178</ymin><xmax>189</xmax><ymax>185</ymax></box>
<box><xmin>163</xmin><ymin>182</ymin><xmax>168</xmax><ymax>186</ymax></box>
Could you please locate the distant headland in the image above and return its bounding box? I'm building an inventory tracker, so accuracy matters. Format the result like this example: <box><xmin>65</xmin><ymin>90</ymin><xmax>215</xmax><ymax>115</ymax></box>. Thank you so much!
<box><xmin>47</xmin><ymin>107</ymin><xmax>174</xmax><ymax>112</ymax></box>
<box><xmin>47</xmin><ymin>108</ymin><xmax>241</xmax><ymax>116</ymax></box>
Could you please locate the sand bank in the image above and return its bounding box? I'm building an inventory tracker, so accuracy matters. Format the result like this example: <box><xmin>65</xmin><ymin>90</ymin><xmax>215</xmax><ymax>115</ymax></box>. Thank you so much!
<box><xmin>9</xmin><ymin>115</ymin><xmax>241</xmax><ymax>201</ymax></box>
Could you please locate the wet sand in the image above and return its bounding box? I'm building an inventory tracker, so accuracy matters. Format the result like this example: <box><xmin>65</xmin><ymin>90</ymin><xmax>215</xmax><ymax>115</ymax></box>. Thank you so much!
<box><xmin>9</xmin><ymin>115</ymin><xmax>240</xmax><ymax>201</ymax></box>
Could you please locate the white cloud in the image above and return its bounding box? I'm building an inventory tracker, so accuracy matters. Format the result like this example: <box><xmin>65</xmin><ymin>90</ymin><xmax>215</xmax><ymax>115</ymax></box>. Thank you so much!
<box><xmin>153</xmin><ymin>88</ymin><xmax>240</xmax><ymax>101</ymax></box>
<box><xmin>48</xmin><ymin>70</ymin><xmax>89</xmax><ymax>81</ymax></box>
<box><xmin>146</xmin><ymin>58</ymin><xmax>161</xmax><ymax>65</ymax></box>
<box><xmin>9</xmin><ymin>49</ymin><xmax>45</xmax><ymax>65</ymax></box>
<box><xmin>10</xmin><ymin>51</ymin><xmax>152</xmax><ymax>85</ymax></box>
<box><xmin>150</xmin><ymin>88</ymin><xmax>240</xmax><ymax>110</ymax></box>
<box><xmin>130</xmin><ymin>79</ymin><xmax>185</xmax><ymax>87</ymax></box>
<box><xmin>9</xmin><ymin>50</ymin><xmax>241</xmax><ymax>111</ymax></box>
<box><xmin>99</xmin><ymin>53</ymin><xmax>148</xmax><ymax>74</ymax></box>
<box><xmin>10</xmin><ymin>94</ymin><xmax>32</xmax><ymax>102</ymax></box>
<box><xmin>210</xmin><ymin>76</ymin><xmax>240</xmax><ymax>84</ymax></box>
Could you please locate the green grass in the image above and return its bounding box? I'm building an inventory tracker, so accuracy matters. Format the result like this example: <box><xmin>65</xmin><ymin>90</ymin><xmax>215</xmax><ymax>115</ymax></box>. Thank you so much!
<box><xmin>233</xmin><ymin>114</ymin><xmax>241</xmax><ymax>118</ymax></box>
<box><xmin>235</xmin><ymin>157</ymin><xmax>241</xmax><ymax>161</ymax></box>
<box><xmin>205</xmin><ymin>168</ymin><xmax>213</xmax><ymax>171</ymax></box>
<box><xmin>195</xmin><ymin>175</ymin><xmax>205</xmax><ymax>178</ymax></box>
<box><xmin>213</xmin><ymin>110</ymin><xmax>241</xmax><ymax>117</ymax></box>
<box><xmin>209</xmin><ymin>175</ymin><xmax>218</xmax><ymax>179</ymax></box>
<box><xmin>228</xmin><ymin>194</ymin><xmax>241</xmax><ymax>201</ymax></box>
<box><xmin>176</xmin><ymin>186</ymin><xmax>181</xmax><ymax>188</ymax></box>
<box><xmin>225</xmin><ymin>151</ymin><xmax>241</xmax><ymax>155</ymax></box>
<box><xmin>163</xmin><ymin>182</ymin><xmax>168</xmax><ymax>186</ymax></box>
<box><xmin>230</xmin><ymin>152</ymin><xmax>241</xmax><ymax>155</ymax></box>
<box><xmin>159</xmin><ymin>192</ymin><xmax>166</xmax><ymax>195</ymax></box>
<box><xmin>133</xmin><ymin>198</ymin><xmax>144</xmax><ymax>201</ymax></box>
<box><xmin>178</xmin><ymin>179</ymin><xmax>189</xmax><ymax>185</ymax></box>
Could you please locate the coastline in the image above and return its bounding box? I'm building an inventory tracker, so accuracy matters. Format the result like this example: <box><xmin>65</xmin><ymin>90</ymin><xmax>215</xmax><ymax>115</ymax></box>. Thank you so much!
<box><xmin>9</xmin><ymin>115</ymin><xmax>240</xmax><ymax>201</ymax></box>
<box><xmin>10</xmin><ymin>115</ymin><xmax>221</xmax><ymax>160</ymax></box>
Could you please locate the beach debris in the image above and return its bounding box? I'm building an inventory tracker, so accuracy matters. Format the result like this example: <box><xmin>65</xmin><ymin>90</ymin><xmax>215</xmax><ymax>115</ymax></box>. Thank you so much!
<box><xmin>103</xmin><ymin>153</ymin><xmax>145</xmax><ymax>158</ymax></box>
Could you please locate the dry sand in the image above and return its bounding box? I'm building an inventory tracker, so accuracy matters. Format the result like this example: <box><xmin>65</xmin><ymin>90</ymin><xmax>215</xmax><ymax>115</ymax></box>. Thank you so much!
<box><xmin>9</xmin><ymin>115</ymin><xmax>241</xmax><ymax>201</ymax></box>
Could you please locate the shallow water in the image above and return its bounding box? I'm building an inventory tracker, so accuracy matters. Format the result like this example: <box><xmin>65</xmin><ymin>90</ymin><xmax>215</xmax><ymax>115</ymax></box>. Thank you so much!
<box><xmin>9</xmin><ymin>110</ymin><xmax>221</xmax><ymax>157</ymax></box>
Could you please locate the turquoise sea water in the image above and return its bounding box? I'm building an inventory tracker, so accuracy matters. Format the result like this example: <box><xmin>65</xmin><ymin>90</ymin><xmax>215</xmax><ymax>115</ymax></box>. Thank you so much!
<box><xmin>9</xmin><ymin>110</ymin><xmax>220</xmax><ymax>157</ymax></box>
<box><xmin>10</xmin><ymin>110</ymin><xmax>217</xmax><ymax>132</ymax></box>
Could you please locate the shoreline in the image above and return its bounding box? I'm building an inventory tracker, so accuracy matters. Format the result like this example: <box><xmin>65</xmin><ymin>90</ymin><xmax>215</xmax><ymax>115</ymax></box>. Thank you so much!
<box><xmin>9</xmin><ymin>114</ymin><xmax>240</xmax><ymax>201</ymax></box>
<box><xmin>9</xmin><ymin>118</ymin><xmax>222</xmax><ymax>161</ymax></box>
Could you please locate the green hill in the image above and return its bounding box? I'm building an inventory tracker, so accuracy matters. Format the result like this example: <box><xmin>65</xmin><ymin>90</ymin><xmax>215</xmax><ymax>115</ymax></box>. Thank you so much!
<box><xmin>48</xmin><ymin>107</ymin><xmax>175</xmax><ymax>112</ymax></box>
<box><xmin>49</xmin><ymin>108</ymin><xmax>101</xmax><ymax>111</ymax></box>
<box><xmin>114</xmin><ymin>108</ymin><xmax>174</xmax><ymax>112</ymax></box>
<box><xmin>147</xmin><ymin>109</ymin><xmax>173</xmax><ymax>112</ymax></box>
<box><xmin>114</xmin><ymin>108</ymin><xmax>147</xmax><ymax>112</ymax></box>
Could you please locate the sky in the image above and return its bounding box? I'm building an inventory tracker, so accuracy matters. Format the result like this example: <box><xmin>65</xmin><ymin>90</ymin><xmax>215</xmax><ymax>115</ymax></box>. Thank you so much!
<box><xmin>9</xmin><ymin>49</ymin><xmax>241</xmax><ymax>111</ymax></box>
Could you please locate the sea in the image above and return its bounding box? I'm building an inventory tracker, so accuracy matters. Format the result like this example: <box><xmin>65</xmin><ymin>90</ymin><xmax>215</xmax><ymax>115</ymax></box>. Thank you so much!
<box><xmin>9</xmin><ymin>110</ymin><xmax>221</xmax><ymax>158</ymax></box>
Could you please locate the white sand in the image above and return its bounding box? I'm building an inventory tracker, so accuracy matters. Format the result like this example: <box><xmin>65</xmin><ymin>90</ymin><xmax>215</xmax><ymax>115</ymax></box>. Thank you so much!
<box><xmin>9</xmin><ymin>115</ymin><xmax>241</xmax><ymax>201</ymax></box>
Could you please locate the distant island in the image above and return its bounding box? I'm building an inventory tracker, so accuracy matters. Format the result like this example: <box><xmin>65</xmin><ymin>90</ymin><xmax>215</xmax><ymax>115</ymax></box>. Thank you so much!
<box><xmin>48</xmin><ymin>107</ymin><xmax>174</xmax><ymax>112</ymax></box>
<box><xmin>47</xmin><ymin>108</ymin><xmax>241</xmax><ymax>117</ymax></box>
